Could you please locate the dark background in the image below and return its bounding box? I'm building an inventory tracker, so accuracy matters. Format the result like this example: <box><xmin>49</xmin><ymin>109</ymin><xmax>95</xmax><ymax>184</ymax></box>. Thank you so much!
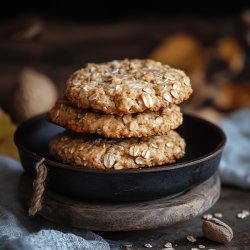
<box><xmin>1</xmin><ymin>1</ymin><xmax>250</xmax><ymax>21</ymax></box>
<box><xmin>1</xmin><ymin>0</ymin><xmax>250</xmax><ymax>117</ymax></box>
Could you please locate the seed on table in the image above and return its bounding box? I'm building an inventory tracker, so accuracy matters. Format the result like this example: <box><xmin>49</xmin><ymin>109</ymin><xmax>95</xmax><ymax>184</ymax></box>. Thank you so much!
<box><xmin>237</xmin><ymin>213</ymin><xmax>244</xmax><ymax>219</ymax></box>
<box><xmin>163</xmin><ymin>242</ymin><xmax>172</xmax><ymax>248</ymax></box>
<box><xmin>213</xmin><ymin>212</ymin><xmax>223</xmax><ymax>218</ymax></box>
<box><xmin>198</xmin><ymin>245</ymin><xmax>205</xmax><ymax>249</ymax></box>
<box><xmin>242</xmin><ymin>210</ymin><xmax>250</xmax><ymax>215</ymax></box>
<box><xmin>202</xmin><ymin>214</ymin><xmax>213</xmax><ymax>220</ymax></box>
<box><xmin>187</xmin><ymin>235</ymin><xmax>197</xmax><ymax>242</ymax></box>
<box><xmin>144</xmin><ymin>243</ymin><xmax>153</xmax><ymax>248</ymax></box>
<box><xmin>191</xmin><ymin>248</ymin><xmax>199</xmax><ymax>250</ymax></box>
<box><xmin>237</xmin><ymin>210</ymin><xmax>250</xmax><ymax>219</ymax></box>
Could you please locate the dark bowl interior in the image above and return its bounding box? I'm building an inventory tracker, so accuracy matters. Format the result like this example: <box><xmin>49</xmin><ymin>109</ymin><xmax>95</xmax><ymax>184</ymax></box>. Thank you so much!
<box><xmin>14</xmin><ymin>113</ymin><xmax>226</xmax><ymax>202</ymax></box>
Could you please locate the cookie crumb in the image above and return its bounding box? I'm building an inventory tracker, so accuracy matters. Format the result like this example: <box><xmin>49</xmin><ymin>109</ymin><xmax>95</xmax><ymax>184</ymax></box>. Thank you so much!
<box><xmin>187</xmin><ymin>235</ymin><xmax>197</xmax><ymax>242</ymax></box>
<box><xmin>213</xmin><ymin>212</ymin><xmax>223</xmax><ymax>218</ymax></box>
<box><xmin>237</xmin><ymin>210</ymin><xmax>249</xmax><ymax>219</ymax></box>
<box><xmin>163</xmin><ymin>242</ymin><xmax>172</xmax><ymax>248</ymax></box>
<box><xmin>202</xmin><ymin>214</ymin><xmax>213</xmax><ymax>220</ymax></box>
<box><xmin>144</xmin><ymin>243</ymin><xmax>153</xmax><ymax>248</ymax></box>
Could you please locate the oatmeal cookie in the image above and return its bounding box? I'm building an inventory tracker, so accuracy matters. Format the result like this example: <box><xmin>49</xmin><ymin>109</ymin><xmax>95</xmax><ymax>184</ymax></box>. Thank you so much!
<box><xmin>49</xmin><ymin>131</ymin><xmax>186</xmax><ymax>170</ymax></box>
<box><xmin>64</xmin><ymin>59</ymin><xmax>192</xmax><ymax>114</ymax></box>
<box><xmin>48</xmin><ymin>99</ymin><xmax>183</xmax><ymax>138</ymax></box>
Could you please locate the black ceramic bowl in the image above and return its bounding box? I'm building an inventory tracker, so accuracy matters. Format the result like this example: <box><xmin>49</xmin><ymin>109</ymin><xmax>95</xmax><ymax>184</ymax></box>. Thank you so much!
<box><xmin>14</xmin><ymin>113</ymin><xmax>226</xmax><ymax>202</ymax></box>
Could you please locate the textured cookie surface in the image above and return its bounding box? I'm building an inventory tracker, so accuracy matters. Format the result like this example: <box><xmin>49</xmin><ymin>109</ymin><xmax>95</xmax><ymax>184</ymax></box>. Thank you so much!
<box><xmin>48</xmin><ymin>99</ymin><xmax>183</xmax><ymax>138</ymax></box>
<box><xmin>49</xmin><ymin>131</ymin><xmax>186</xmax><ymax>170</ymax></box>
<box><xmin>64</xmin><ymin>59</ymin><xmax>192</xmax><ymax>114</ymax></box>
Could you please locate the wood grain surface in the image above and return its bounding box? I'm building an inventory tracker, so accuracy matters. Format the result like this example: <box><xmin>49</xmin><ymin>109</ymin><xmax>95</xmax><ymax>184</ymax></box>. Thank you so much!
<box><xmin>19</xmin><ymin>173</ymin><xmax>220</xmax><ymax>231</ymax></box>
<box><xmin>100</xmin><ymin>186</ymin><xmax>250</xmax><ymax>250</ymax></box>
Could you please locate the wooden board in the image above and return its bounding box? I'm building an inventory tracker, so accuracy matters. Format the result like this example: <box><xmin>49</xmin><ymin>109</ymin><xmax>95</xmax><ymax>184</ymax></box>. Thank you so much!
<box><xmin>19</xmin><ymin>173</ymin><xmax>220</xmax><ymax>231</ymax></box>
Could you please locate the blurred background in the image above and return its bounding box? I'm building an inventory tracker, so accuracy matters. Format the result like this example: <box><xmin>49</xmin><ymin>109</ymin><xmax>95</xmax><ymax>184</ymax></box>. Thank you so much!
<box><xmin>1</xmin><ymin>1</ymin><xmax>250</xmax><ymax>158</ymax></box>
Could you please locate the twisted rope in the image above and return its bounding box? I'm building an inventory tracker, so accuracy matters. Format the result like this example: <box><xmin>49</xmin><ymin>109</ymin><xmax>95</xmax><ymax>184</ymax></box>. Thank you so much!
<box><xmin>28</xmin><ymin>158</ymin><xmax>47</xmax><ymax>216</ymax></box>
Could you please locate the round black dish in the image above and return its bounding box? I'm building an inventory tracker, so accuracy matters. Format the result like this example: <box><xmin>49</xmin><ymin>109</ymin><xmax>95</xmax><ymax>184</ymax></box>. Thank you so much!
<box><xmin>14</xmin><ymin>113</ymin><xmax>226</xmax><ymax>202</ymax></box>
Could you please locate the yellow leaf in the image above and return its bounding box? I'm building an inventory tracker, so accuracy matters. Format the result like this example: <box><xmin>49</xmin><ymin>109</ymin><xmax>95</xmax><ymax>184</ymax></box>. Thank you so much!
<box><xmin>0</xmin><ymin>109</ymin><xmax>19</xmax><ymax>159</ymax></box>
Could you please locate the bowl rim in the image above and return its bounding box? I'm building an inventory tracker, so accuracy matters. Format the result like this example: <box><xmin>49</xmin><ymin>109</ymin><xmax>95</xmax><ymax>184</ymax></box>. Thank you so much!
<box><xmin>14</xmin><ymin>113</ymin><xmax>226</xmax><ymax>174</ymax></box>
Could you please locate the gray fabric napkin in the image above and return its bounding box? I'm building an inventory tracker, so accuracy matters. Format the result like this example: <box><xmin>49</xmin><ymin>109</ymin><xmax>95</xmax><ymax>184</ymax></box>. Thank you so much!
<box><xmin>219</xmin><ymin>108</ymin><xmax>250</xmax><ymax>189</ymax></box>
<box><xmin>0</xmin><ymin>157</ymin><xmax>113</xmax><ymax>250</ymax></box>
<box><xmin>0</xmin><ymin>108</ymin><xmax>250</xmax><ymax>249</ymax></box>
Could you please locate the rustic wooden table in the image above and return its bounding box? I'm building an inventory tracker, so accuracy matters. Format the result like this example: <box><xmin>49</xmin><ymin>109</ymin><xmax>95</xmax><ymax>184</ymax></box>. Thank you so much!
<box><xmin>0</xmin><ymin>17</ymin><xmax>249</xmax><ymax>249</ymax></box>
<box><xmin>100</xmin><ymin>186</ymin><xmax>250</xmax><ymax>249</ymax></box>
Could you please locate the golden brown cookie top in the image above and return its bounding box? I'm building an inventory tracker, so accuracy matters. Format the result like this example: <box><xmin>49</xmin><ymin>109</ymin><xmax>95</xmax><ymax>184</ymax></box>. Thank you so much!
<box><xmin>64</xmin><ymin>59</ymin><xmax>192</xmax><ymax>114</ymax></box>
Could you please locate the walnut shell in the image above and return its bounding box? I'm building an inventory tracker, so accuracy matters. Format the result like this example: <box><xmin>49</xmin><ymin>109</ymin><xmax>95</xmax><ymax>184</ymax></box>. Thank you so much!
<box><xmin>11</xmin><ymin>68</ymin><xmax>58</xmax><ymax>122</ymax></box>
<box><xmin>202</xmin><ymin>218</ymin><xmax>233</xmax><ymax>244</ymax></box>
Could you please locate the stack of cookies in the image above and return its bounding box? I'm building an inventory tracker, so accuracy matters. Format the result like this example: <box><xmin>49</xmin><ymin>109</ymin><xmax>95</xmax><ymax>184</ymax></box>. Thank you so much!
<box><xmin>48</xmin><ymin>59</ymin><xmax>193</xmax><ymax>170</ymax></box>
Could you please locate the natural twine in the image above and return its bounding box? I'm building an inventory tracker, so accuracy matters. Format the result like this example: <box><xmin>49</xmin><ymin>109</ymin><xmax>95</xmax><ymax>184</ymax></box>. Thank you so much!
<box><xmin>28</xmin><ymin>158</ymin><xmax>47</xmax><ymax>216</ymax></box>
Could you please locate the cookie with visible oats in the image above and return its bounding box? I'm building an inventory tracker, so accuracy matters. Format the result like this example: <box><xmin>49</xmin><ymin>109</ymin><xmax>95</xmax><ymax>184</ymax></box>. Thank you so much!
<box><xmin>48</xmin><ymin>98</ymin><xmax>183</xmax><ymax>138</ymax></box>
<box><xmin>64</xmin><ymin>59</ymin><xmax>192</xmax><ymax>114</ymax></box>
<box><xmin>49</xmin><ymin>131</ymin><xmax>185</xmax><ymax>170</ymax></box>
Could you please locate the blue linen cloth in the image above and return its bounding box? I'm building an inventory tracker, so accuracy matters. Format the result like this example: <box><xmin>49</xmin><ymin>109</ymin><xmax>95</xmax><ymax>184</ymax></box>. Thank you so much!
<box><xmin>219</xmin><ymin>108</ymin><xmax>250</xmax><ymax>189</ymax></box>
<box><xmin>0</xmin><ymin>157</ymin><xmax>112</xmax><ymax>250</ymax></box>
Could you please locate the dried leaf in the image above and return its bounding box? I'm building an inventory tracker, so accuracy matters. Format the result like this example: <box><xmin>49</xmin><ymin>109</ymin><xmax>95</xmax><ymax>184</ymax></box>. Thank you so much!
<box><xmin>0</xmin><ymin>109</ymin><xmax>19</xmax><ymax>159</ymax></box>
